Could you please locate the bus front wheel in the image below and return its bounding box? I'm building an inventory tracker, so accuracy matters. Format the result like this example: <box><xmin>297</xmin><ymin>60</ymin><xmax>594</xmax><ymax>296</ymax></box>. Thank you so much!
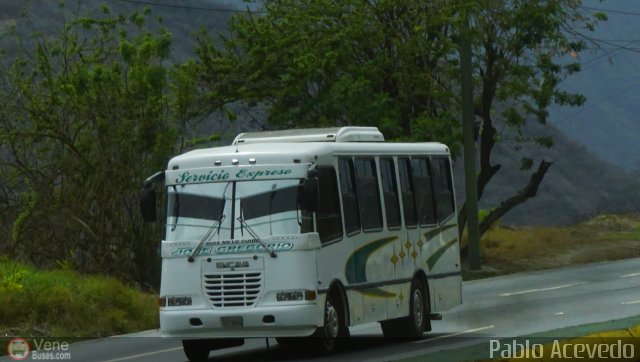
<box><xmin>314</xmin><ymin>291</ymin><xmax>347</xmax><ymax>353</ymax></box>
<box><xmin>278</xmin><ymin>292</ymin><xmax>348</xmax><ymax>354</ymax></box>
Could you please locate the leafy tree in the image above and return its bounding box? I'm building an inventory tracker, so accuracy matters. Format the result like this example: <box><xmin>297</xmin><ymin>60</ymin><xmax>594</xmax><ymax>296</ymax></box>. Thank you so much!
<box><xmin>0</xmin><ymin>5</ymin><xmax>200</xmax><ymax>284</ymax></box>
<box><xmin>195</xmin><ymin>0</ymin><xmax>602</xmax><ymax>240</ymax></box>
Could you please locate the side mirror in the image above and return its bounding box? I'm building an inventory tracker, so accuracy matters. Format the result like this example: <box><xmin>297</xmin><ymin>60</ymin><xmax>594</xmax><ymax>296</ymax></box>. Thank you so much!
<box><xmin>303</xmin><ymin>178</ymin><xmax>319</xmax><ymax>212</ymax></box>
<box><xmin>140</xmin><ymin>171</ymin><xmax>165</xmax><ymax>223</ymax></box>
<box><xmin>140</xmin><ymin>187</ymin><xmax>157</xmax><ymax>222</ymax></box>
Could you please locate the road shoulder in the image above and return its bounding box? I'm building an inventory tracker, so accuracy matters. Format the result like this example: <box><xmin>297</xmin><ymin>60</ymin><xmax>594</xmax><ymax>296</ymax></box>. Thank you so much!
<box><xmin>397</xmin><ymin>316</ymin><xmax>640</xmax><ymax>362</ymax></box>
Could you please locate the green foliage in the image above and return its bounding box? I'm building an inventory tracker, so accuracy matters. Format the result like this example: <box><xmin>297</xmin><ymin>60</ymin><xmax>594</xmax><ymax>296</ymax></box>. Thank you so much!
<box><xmin>55</xmin><ymin>249</ymin><xmax>76</xmax><ymax>271</ymax></box>
<box><xmin>195</xmin><ymin>0</ymin><xmax>601</xmax><ymax>159</ymax></box>
<box><xmin>191</xmin><ymin>0</ymin><xmax>603</xmax><ymax>239</ymax></box>
<box><xmin>196</xmin><ymin>0</ymin><xmax>461</xmax><ymax>147</ymax></box>
<box><xmin>592</xmin><ymin>12</ymin><xmax>608</xmax><ymax>22</ymax></box>
<box><xmin>0</xmin><ymin>5</ymin><xmax>202</xmax><ymax>284</ymax></box>
<box><xmin>0</xmin><ymin>263</ymin><xmax>30</xmax><ymax>293</ymax></box>
<box><xmin>478</xmin><ymin>209</ymin><xmax>501</xmax><ymax>230</ymax></box>
<box><xmin>185</xmin><ymin>134</ymin><xmax>222</xmax><ymax>148</ymax></box>
<box><xmin>520</xmin><ymin>157</ymin><xmax>534</xmax><ymax>171</ymax></box>
<box><xmin>0</xmin><ymin>259</ymin><xmax>158</xmax><ymax>337</ymax></box>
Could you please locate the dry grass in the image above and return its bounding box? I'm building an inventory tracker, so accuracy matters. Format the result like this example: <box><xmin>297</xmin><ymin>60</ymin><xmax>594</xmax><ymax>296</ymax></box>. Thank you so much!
<box><xmin>464</xmin><ymin>214</ymin><xmax>640</xmax><ymax>278</ymax></box>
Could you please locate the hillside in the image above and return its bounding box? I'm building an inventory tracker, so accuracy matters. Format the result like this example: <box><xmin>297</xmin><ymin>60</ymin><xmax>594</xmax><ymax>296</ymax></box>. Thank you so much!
<box><xmin>454</xmin><ymin>120</ymin><xmax>640</xmax><ymax>226</ymax></box>
<box><xmin>549</xmin><ymin>0</ymin><xmax>640</xmax><ymax>172</ymax></box>
<box><xmin>0</xmin><ymin>0</ymin><xmax>235</xmax><ymax>62</ymax></box>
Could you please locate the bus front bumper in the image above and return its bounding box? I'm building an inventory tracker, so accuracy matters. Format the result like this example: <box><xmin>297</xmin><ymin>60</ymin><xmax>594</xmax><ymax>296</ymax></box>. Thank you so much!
<box><xmin>159</xmin><ymin>304</ymin><xmax>319</xmax><ymax>338</ymax></box>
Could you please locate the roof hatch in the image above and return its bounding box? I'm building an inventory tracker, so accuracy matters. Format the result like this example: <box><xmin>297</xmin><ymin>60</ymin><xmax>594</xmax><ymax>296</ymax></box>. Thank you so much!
<box><xmin>232</xmin><ymin>127</ymin><xmax>384</xmax><ymax>145</ymax></box>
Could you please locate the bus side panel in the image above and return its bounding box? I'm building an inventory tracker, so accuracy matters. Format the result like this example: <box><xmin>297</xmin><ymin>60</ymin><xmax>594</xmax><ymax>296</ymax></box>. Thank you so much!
<box><xmin>427</xmin><ymin>219</ymin><xmax>462</xmax><ymax>312</ymax></box>
<box><xmin>359</xmin><ymin>231</ymin><xmax>394</xmax><ymax>323</ymax></box>
<box><xmin>385</xmin><ymin>281</ymin><xmax>411</xmax><ymax>320</ymax></box>
<box><xmin>431</xmin><ymin>275</ymin><xmax>462</xmax><ymax>312</ymax></box>
<box><xmin>346</xmin><ymin>290</ymin><xmax>364</xmax><ymax>325</ymax></box>
<box><xmin>316</xmin><ymin>238</ymin><xmax>353</xmax><ymax>322</ymax></box>
<box><xmin>363</xmin><ymin>293</ymin><xmax>387</xmax><ymax>322</ymax></box>
<box><xmin>383</xmin><ymin>226</ymin><xmax>422</xmax><ymax>320</ymax></box>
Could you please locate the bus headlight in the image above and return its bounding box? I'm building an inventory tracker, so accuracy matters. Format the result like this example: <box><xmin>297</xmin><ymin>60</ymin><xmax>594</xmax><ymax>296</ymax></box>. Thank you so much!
<box><xmin>158</xmin><ymin>296</ymin><xmax>193</xmax><ymax>307</ymax></box>
<box><xmin>276</xmin><ymin>290</ymin><xmax>316</xmax><ymax>301</ymax></box>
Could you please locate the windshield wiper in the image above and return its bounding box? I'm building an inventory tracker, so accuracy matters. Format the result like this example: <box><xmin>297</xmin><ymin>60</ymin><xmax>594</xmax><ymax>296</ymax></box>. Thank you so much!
<box><xmin>188</xmin><ymin>213</ymin><xmax>225</xmax><ymax>263</ymax></box>
<box><xmin>188</xmin><ymin>184</ymin><xmax>230</xmax><ymax>262</ymax></box>
<box><xmin>238</xmin><ymin>199</ymin><xmax>277</xmax><ymax>258</ymax></box>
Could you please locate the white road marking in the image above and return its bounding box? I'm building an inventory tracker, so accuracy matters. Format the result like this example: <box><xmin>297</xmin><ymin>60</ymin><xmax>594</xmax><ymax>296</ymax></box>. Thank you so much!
<box><xmin>413</xmin><ymin>325</ymin><xmax>495</xmax><ymax>344</ymax></box>
<box><xmin>620</xmin><ymin>272</ymin><xmax>640</xmax><ymax>278</ymax></box>
<box><xmin>100</xmin><ymin>346</ymin><xmax>183</xmax><ymax>362</ymax></box>
<box><xmin>499</xmin><ymin>282</ymin><xmax>586</xmax><ymax>297</ymax></box>
<box><xmin>554</xmin><ymin>312</ymin><xmax>565</xmax><ymax>315</ymax></box>
<box><xmin>621</xmin><ymin>300</ymin><xmax>640</xmax><ymax>305</ymax></box>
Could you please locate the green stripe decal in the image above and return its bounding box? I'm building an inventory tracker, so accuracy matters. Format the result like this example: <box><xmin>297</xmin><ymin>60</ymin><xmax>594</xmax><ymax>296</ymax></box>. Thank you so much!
<box><xmin>424</xmin><ymin>228</ymin><xmax>441</xmax><ymax>241</ymax></box>
<box><xmin>360</xmin><ymin>288</ymin><xmax>397</xmax><ymax>298</ymax></box>
<box><xmin>345</xmin><ymin>236</ymin><xmax>399</xmax><ymax>298</ymax></box>
<box><xmin>426</xmin><ymin>238</ymin><xmax>457</xmax><ymax>271</ymax></box>
<box><xmin>423</xmin><ymin>223</ymin><xmax>457</xmax><ymax>241</ymax></box>
<box><xmin>345</xmin><ymin>236</ymin><xmax>398</xmax><ymax>284</ymax></box>
<box><xmin>441</xmin><ymin>223</ymin><xmax>458</xmax><ymax>232</ymax></box>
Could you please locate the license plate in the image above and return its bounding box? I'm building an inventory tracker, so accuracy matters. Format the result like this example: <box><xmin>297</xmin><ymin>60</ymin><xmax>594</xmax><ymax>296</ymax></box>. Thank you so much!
<box><xmin>221</xmin><ymin>316</ymin><xmax>243</xmax><ymax>328</ymax></box>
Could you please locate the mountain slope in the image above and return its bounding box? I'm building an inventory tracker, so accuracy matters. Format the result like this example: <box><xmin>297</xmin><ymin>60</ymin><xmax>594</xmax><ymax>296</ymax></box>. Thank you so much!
<box><xmin>454</xmin><ymin>120</ymin><xmax>640</xmax><ymax>226</ymax></box>
<box><xmin>550</xmin><ymin>0</ymin><xmax>640</xmax><ymax>171</ymax></box>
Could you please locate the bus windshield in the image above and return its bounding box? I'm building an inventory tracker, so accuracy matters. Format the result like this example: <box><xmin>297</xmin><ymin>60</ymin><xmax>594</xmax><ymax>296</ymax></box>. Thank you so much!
<box><xmin>165</xmin><ymin>179</ymin><xmax>311</xmax><ymax>242</ymax></box>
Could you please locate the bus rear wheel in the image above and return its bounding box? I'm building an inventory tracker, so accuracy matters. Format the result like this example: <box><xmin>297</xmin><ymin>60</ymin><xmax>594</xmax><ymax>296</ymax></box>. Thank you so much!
<box><xmin>381</xmin><ymin>278</ymin><xmax>429</xmax><ymax>338</ymax></box>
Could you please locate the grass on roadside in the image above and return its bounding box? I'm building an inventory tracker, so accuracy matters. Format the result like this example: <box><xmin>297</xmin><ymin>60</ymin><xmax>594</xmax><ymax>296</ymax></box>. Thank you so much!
<box><xmin>466</xmin><ymin>213</ymin><xmax>640</xmax><ymax>278</ymax></box>
<box><xmin>0</xmin><ymin>256</ymin><xmax>158</xmax><ymax>338</ymax></box>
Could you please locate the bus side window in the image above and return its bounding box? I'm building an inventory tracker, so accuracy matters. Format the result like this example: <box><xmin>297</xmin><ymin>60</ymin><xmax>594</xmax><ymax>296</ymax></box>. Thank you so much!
<box><xmin>380</xmin><ymin>157</ymin><xmax>401</xmax><ymax>229</ymax></box>
<box><xmin>354</xmin><ymin>158</ymin><xmax>383</xmax><ymax>232</ymax></box>
<box><xmin>411</xmin><ymin>158</ymin><xmax>437</xmax><ymax>226</ymax></box>
<box><xmin>338</xmin><ymin>158</ymin><xmax>361</xmax><ymax>235</ymax></box>
<box><xmin>431</xmin><ymin>157</ymin><xmax>455</xmax><ymax>222</ymax></box>
<box><xmin>398</xmin><ymin>157</ymin><xmax>417</xmax><ymax>228</ymax></box>
<box><xmin>316</xmin><ymin>166</ymin><xmax>343</xmax><ymax>244</ymax></box>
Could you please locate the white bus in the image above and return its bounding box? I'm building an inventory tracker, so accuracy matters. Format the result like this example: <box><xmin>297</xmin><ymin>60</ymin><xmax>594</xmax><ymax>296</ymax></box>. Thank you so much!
<box><xmin>140</xmin><ymin>127</ymin><xmax>462</xmax><ymax>361</ymax></box>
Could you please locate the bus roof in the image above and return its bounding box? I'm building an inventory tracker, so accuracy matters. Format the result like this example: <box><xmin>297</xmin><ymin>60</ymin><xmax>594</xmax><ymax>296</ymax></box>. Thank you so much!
<box><xmin>168</xmin><ymin>141</ymin><xmax>450</xmax><ymax>171</ymax></box>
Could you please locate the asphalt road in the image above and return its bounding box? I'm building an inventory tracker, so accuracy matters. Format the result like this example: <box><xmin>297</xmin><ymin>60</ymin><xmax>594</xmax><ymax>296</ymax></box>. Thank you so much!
<box><xmin>4</xmin><ymin>257</ymin><xmax>640</xmax><ymax>361</ymax></box>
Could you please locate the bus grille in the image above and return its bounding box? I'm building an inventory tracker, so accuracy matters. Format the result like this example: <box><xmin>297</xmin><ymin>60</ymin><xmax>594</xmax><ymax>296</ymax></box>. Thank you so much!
<box><xmin>203</xmin><ymin>272</ymin><xmax>262</xmax><ymax>308</ymax></box>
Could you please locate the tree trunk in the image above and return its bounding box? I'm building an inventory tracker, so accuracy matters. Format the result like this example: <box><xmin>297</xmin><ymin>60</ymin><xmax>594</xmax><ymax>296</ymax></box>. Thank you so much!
<box><xmin>478</xmin><ymin>160</ymin><xmax>552</xmax><ymax>236</ymax></box>
<box><xmin>458</xmin><ymin>159</ymin><xmax>552</xmax><ymax>254</ymax></box>
<box><xmin>457</xmin><ymin>162</ymin><xmax>501</xmax><ymax>241</ymax></box>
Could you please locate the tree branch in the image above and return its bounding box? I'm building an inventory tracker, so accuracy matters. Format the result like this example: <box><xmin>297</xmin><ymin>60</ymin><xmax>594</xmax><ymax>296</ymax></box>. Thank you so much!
<box><xmin>479</xmin><ymin>159</ymin><xmax>553</xmax><ymax>236</ymax></box>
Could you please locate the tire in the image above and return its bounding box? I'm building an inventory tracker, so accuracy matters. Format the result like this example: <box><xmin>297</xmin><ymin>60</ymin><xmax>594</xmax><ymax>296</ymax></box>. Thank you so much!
<box><xmin>312</xmin><ymin>291</ymin><xmax>348</xmax><ymax>353</ymax></box>
<box><xmin>182</xmin><ymin>340</ymin><xmax>210</xmax><ymax>361</ymax></box>
<box><xmin>406</xmin><ymin>278</ymin><xmax>429</xmax><ymax>337</ymax></box>
<box><xmin>381</xmin><ymin>278</ymin><xmax>429</xmax><ymax>339</ymax></box>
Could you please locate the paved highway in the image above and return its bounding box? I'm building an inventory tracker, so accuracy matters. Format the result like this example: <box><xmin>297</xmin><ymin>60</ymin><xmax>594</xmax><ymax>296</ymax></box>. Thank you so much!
<box><xmin>3</xmin><ymin>257</ymin><xmax>640</xmax><ymax>361</ymax></box>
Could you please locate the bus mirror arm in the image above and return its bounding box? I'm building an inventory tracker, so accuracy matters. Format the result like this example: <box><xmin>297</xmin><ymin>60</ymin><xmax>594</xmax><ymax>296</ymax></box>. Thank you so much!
<box><xmin>140</xmin><ymin>171</ymin><xmax>165</xmax><ymax>223</ymax></box>
<box><xmin>303</xmin><ymin>178</ymin><xmax>319</xmax><ymax>212</ymax></box>
<box><xmin>143</xmin><ymin>171</ymin><xmax>165</xmax><ymax>190</ymax></box>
